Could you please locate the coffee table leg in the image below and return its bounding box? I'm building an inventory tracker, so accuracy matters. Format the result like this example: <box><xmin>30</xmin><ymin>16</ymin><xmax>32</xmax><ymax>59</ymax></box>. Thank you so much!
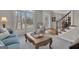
<box><xmin>35</xmin><ymin>45</ymin><xmax>39</xmax><ymax>49</ymax></box>
<box><xmin>24</xmin><ymin>34</ymin><xmax>27</xmax><ymax>42</ymax></box>
<box><xmin>49</xmin><ymin>38</ymin><xmax>53</xmax><ymax>49</ymax></box>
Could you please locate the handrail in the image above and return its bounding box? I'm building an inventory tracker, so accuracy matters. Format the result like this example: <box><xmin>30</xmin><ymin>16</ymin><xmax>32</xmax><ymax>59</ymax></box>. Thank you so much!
<box><xmin>56</xmin><ymin>11</ymin><xmax>71</xmax><ymax>35</ymax></box>
<box><xmin>58</xmin><ymin>11</ymin><xmax>71</xmax><ymax>21</ymax></box>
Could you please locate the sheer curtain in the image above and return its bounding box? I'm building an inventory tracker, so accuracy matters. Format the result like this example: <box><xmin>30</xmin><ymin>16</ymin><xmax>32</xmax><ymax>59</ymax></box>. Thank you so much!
<box><xmin>15</xmin><ymin>10</ymin><xmax>33</xmax><ymax>34</ymax></box>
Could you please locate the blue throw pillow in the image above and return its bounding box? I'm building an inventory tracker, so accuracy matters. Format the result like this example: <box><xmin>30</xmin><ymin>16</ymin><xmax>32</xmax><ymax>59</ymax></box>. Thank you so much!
<box><xmin>7</xmin><ymin>28</ymin><xmax>13</xmax><ymax>34</ymax></box>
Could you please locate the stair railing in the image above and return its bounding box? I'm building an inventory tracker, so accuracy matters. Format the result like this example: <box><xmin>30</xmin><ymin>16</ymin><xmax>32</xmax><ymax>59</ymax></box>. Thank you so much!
<box><xmin>56</xmin><ymin>11</ymin><xmax>71</xmax><ymax>35</ymax></box>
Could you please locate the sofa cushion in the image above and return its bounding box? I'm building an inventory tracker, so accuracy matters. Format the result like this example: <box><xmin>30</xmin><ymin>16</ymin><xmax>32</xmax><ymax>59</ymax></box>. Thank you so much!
<box><xmin>0</xmin><ymin>30</ymin><xmax>10</xmax><ymax>40</ymax></box>
<box><xmin>0</xmin><ymin>40</ymin><xmax>8</xmax><ymax>49</ymax></box>
<box><xmin>7</xmin><ymin>43</ymin><xmax>20</xmax><ymax>49</ymax></box>
<box><xmin>2</xmin><ymin>36</ymin><xmax>19</xmax><ymax>46</ymax></box>
<box><xmin>3</xmin><ymin>33</ymin><xmax>16</xmax><ymax>40</ymax></box>
<box><xmin>0</xmin><ymin>28</ymin><xmax>5</xmax><ymax>33</ymax></box>
<box><xmin>0</xmin><ymin>40</ymin><xmax>5</xmax><ymax>46</ymax></box>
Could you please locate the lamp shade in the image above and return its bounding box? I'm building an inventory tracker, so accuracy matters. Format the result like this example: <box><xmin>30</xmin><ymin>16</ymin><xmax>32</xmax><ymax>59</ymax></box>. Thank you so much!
<box><xmin>1</xmin><ymin>17</ymin><xmax>7</xmax><ymax>24</ymax></box>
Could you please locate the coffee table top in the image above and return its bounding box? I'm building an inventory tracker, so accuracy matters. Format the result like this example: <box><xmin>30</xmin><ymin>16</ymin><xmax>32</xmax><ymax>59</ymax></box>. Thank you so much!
<box><xmin>27</xmin><ymin>32</ymin><xmax>51</xmax><ymax>44</ymax></box>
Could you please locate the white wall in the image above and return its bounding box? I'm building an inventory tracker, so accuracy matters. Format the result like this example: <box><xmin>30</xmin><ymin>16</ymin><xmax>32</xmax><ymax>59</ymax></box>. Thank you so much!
<box><xmin>73</xmin><ymin>10</ymin><xmax>79</xmax><ymax>26</ymax></box>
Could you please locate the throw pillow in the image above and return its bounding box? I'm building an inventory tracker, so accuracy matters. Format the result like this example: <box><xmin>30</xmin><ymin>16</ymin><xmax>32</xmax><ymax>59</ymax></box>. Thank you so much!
<box><xmin>0</xmin><ymin>28</ymin><xmax>5</xmax><ymax>33</ymax></box>
<box><xmin>7</xmin><ymin>28</ymin><xmax>13</xmax><ymax>34</ymax></box>
<box><xmin>0</xmin><ymin>30</ymin><xmax>10</xmax><ymax>40</ymax></box>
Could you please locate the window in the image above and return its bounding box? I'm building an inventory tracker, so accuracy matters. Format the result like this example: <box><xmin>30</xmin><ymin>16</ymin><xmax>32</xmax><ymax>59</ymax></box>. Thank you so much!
<box><xmin>15</xmin><ymin>10</ymin><xmax>33</xmax><ymax>30</ymax></box>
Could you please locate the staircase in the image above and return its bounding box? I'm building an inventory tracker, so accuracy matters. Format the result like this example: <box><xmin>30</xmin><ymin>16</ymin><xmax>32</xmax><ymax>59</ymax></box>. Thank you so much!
<box><xmin>56</xmin><ymin>11</ymin><xmax>75</xmax><ymax>35</ymax></box>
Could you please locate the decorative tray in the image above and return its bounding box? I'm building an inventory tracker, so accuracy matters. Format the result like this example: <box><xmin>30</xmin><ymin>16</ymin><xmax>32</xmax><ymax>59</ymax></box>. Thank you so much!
<box><xmin>31</xmin><ymin>32</ymin><xmax>44</xmax><ymax>39</ymax></box>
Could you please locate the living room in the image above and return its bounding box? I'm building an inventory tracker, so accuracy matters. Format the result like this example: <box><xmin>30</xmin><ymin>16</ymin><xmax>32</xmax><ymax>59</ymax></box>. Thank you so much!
<box><xmin>0</xmin><ymin>10</ymin><xmax>79</xmax><ymax>49</ymax></box>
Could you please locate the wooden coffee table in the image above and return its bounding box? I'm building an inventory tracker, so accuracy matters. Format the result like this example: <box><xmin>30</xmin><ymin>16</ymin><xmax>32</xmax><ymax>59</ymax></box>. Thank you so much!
<box><xmin>24</xmin><ymin>32</ymin><xmax>53</xmax><ymax>49</ymax></box>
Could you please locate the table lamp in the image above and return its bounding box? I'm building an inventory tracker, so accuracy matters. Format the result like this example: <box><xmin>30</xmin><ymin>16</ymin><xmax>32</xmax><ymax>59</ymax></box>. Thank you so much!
<box><xmin>1</xmin><ymin>17</ymin><xmax>7</xmax><ymax>28</ymax></box>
